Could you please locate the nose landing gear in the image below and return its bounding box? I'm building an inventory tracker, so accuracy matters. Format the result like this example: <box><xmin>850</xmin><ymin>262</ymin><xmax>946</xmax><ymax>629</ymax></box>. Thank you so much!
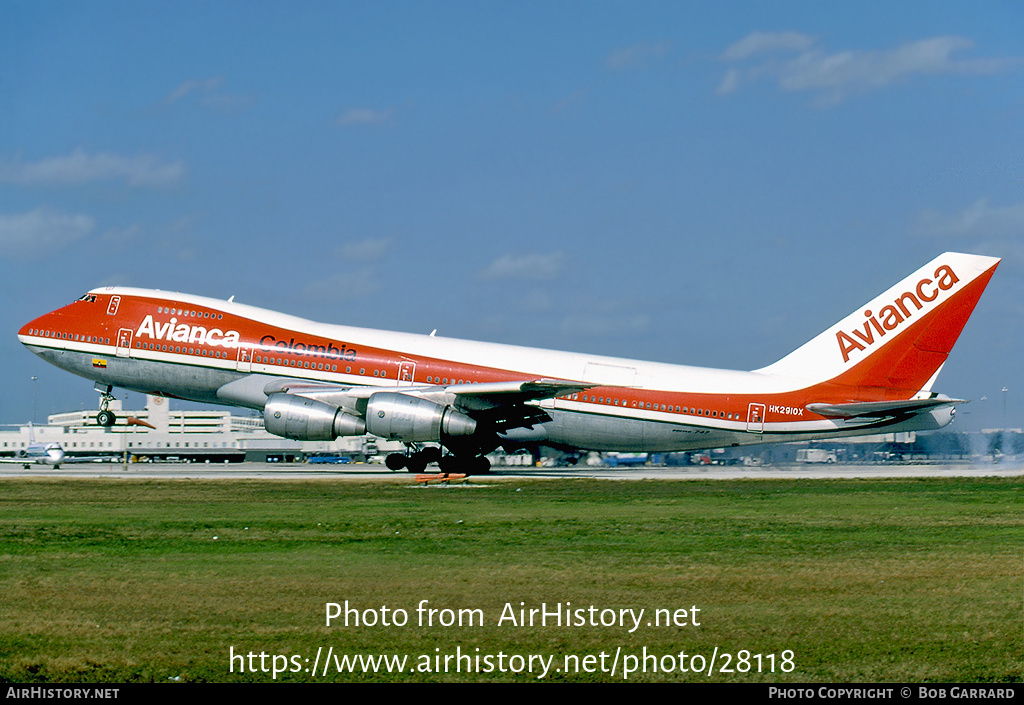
<box><xmin>95</xmin><ymin>384</ymin><xmax>117</xmax><ymax>427</ymax></box>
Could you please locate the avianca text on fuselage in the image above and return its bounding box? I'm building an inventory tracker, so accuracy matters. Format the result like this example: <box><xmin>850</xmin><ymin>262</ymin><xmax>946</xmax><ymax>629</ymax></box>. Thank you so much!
<box><xmin>835</xmin><ymin>264</ymin><xmax>959</xmax><ymax>363</ymax></box>
<box><xmin>136</xmin><ymin>314</ymin><xmax>240</xmax><ymax>348</ymax></box>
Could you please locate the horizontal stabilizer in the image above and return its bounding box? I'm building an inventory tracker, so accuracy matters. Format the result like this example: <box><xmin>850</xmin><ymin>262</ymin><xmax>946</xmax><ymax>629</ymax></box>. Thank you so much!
<box><xmin>806</xmin><ymin>396</ymin><xmax>965</xmax><ymax>419</ymax></box>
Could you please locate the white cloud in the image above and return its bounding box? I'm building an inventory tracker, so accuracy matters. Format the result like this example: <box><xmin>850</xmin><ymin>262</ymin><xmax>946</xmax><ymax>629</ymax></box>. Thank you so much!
<box><xmin>551</xmin><ymin>88</ymin><xmax>590</xmax><ymax>115</ymax></box>
<box><xmin>0</xmin><ymin>208</ymin><xmax>95</xmax><ymax>259</ymax></box>
<box><xmin>337</xmin><ymin>108</ymin><xmax>394</xmax><ymax>126</ymax></box>
<box><xmin>718</xmin><ymin>33</ymin><xmax>1023</xmax><ymax>105</ymax></box>
<box><xmin>915</xmin><ymin>198</ymin><xmax>1024</xmax><ymax>239</ymax></box>
<box><xmin>0</xmin><ymin>149</ymin><xmax>185</xmax><ymax>187</ymax></box>
<box><xmin>478</xmin><ymin>252</ymin><xmax>565</xmax><ymax>281</ymax></box>
<box><xmin>721</xmin><ymin>31</ymin><xmax>816</xmax><ymax>61</ymax></box>
<box><xmin>716</xmin><ymin>68</ymin><xmax>741</xmax><ymax>95</ymax></box>
<box><xmin>335</xmin><ymin>237</ymin><xmax>392</xmax><ymax>262</ymax></box>
<box><xmin>160</xmin><ymin>77</ymin><xmax>255</xmax><ymax>112</ymax></box>
<box><xmin>303</xmin><ymin>269</ymin><xmax>382</xmax><ymax>300</ymax></box>
<box><xmin>162</xmin><ymin>77</ymin><xmax>224</xmax><ymax>106</ymax></box>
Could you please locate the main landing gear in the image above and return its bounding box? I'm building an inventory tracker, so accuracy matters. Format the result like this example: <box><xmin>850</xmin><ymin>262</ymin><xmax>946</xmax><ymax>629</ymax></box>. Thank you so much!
<box><xmin>95</xmin><ymin>385</ymin><xmax>117</xmax><ymax>427</ymax></box>
<box><xmin>385</xmin><ymin>447</ymin><xmax>441</xmax><ymax>473</ymax></box>
<box><xmin>385</xmin><ymin>447</ymin><xmax>491</xmax><ymax>475</ymax></box>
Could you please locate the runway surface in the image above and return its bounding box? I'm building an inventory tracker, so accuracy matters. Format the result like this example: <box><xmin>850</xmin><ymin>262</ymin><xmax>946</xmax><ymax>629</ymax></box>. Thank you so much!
<box><xmin>1</xmin><ymin>460</ymin><xmax>1021</xmax><ymax>481</ymax></box>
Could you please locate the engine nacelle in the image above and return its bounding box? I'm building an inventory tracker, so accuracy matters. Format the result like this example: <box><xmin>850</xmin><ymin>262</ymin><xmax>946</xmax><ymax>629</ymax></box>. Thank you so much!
<box><xmin>264</xmin><ymin>393</ymin><xmax>366</xmax><ymax>441</ymax></box>
<box><xmin>365</xmin><ymin>392</ymin><xmax>477</xmax><ymax>442</ymax></box>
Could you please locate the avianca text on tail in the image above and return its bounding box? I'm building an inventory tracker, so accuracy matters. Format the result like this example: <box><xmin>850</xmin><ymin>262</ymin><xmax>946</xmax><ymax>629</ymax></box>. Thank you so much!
<box><xmin>835</xmin><ymin>263</ymin><xmax>959</xmax><ymax>363</ymax></box>
<box><xmin>18</xmin><ymin>252</ymin><xmax>999</xmax><ymax>474</ymax></box>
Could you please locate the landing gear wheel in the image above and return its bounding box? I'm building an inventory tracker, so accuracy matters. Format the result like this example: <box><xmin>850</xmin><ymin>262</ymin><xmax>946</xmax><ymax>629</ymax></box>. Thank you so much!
<box><xmin>96</xmin><ymin>387</ymin><xmax>117</xmax><ymax>427</ymax></box>
<box><xmin>405</xmin><ymin>455</ymin><xmax>428</xmax><ymax>474</ymax></box>
<box><xmin>420</xmin><ymin>447</ymin><xmax>442</xmax><ymax>465</ymax></box>
<box><xmin>468</xmin><ymin>456</ymin><xmax>491</xmax><ymax>475</ymax></box>
<box><xmin>385</xmin><ymin>453</ymin><xmax>406</xmax><ymax>471</ymax></box>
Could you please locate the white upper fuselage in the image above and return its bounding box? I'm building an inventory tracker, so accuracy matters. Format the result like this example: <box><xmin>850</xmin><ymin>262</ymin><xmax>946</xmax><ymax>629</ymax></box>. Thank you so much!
<box><xmin>110</xmin><ymin>287</ymin><xmax>793</xmax><ymax>395</ymax></box>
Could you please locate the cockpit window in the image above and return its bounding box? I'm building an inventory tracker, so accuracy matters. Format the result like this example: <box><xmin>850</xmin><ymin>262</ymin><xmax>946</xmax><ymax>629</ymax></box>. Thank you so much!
<box><xmin>77</xmin><ymin>294</ymin><xmax>97</xmax><ymax>303</ymax></box>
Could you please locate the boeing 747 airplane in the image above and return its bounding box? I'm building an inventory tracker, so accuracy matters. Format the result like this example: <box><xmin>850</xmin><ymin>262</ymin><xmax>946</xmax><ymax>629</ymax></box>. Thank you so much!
<box><xmin>18</xmin><ymin>252</ymin><xmax>999</xmax><ymax>473</ymax></box>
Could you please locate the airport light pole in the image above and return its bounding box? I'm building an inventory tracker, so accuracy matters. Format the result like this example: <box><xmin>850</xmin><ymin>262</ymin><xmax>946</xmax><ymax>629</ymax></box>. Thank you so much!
<box><xmin>31</xmin><ymin>376</ymin><xmax>37</xmax><ymax>425</ymax></box>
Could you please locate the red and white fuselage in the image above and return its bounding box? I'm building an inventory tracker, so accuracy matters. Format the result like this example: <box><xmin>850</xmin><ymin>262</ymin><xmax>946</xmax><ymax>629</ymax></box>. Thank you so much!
<box><xmin>18</xmin><ymin>252</ymin><xmax>1000</xmax><ymax>468</ymax></box>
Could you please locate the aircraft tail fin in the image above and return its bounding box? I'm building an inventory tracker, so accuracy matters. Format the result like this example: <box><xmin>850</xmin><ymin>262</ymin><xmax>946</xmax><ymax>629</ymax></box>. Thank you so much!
<box><xmin>755</xmin><ymin>252</ymin><xmax>1000</xmax><ymax>396</ymax></box>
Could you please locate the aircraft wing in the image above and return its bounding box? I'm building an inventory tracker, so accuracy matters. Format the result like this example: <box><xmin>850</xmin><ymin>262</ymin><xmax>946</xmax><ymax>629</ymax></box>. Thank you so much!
<box><xmin>434</xmin><ymin>378</ymin><xmax>591</xmax><ymax>410</ymax></box>
<box><xmin>265</xmin><ymin>377</ymin><xmax>590</xmax><ymax>409</ymax></box>
<box><xmin>806</xmin><ymin>396</ymin><xmax>966</xmax><ymax>420</ymax></box>
<box><xmin>263</xmin><ymin>377</ymin><xmax>592</xmax><ymax>433</ymax></box>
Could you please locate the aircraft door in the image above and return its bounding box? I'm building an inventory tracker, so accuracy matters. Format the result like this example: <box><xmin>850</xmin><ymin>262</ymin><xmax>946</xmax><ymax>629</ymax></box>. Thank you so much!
<box><xmin>116</xmin><ymin>328</ymin><xmax>133</xmax><ymax>358</ymax></box>
<box><xmin>236</xmin><ymin>346</ymin><xmax>253</xmax><ymax>372</ymax></box>
<box><xmin>398</xmin><ymin>361</ymin><xmax>416</xmax><ymax>386</ymax></box>
<box><xmin>746</xmin><ymin>403</ymin><xmax>765</xmax><ymax>433</ymax></box>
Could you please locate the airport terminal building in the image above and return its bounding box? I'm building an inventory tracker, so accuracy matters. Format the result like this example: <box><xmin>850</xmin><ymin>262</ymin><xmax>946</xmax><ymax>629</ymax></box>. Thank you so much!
<box><xmin>1</xmin><ymin>395</ymin><xmax>403</xmax><ymax>463</ymax></box>
<box><xmin>1</xmin><ymin>395</ymin><xmax>1018</xmax><ymax>467</ymax></box>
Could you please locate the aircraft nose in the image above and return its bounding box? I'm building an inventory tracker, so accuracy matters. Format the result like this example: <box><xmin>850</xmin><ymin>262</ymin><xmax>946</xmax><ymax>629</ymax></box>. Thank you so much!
<box><xmin>19</xmin><ymin>307</ymin><xmax>71</xmax><ymax>351</ymax></box>
<box><xmin>19</xmin><ymin>311</ymin><xmax>55</xmax><ymax>345</ymax></box>
<box><xmin>19</xmin><ymin>318</ymin><xmax>39</xmax><ymax>343</ymax></box>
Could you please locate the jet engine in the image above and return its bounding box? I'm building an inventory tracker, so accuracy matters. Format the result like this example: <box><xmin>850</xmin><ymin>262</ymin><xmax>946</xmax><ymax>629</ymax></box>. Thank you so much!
<box><xmin>263</xmin><ymin>393</ymin><xmax>366</xmax><ymax>441</ymax></box>
<box><xmin>365</xmin><ymin>391</ymin><xmax>477</xmax><ymax>442</ymax></box>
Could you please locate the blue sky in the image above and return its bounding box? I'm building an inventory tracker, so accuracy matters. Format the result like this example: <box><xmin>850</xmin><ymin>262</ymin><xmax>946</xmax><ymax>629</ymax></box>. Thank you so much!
<box><xmin>2</xmin><ymin>1</ymin><xmax>1022</xmax><ymax>431</ymax></box>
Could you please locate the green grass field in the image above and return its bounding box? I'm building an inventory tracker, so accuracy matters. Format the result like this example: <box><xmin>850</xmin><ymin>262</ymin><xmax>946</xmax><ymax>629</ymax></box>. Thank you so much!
<box><xmin>0</xmin><ymin>476</ymin><xmax>1020</xmax><ymax>683</ymax></box>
